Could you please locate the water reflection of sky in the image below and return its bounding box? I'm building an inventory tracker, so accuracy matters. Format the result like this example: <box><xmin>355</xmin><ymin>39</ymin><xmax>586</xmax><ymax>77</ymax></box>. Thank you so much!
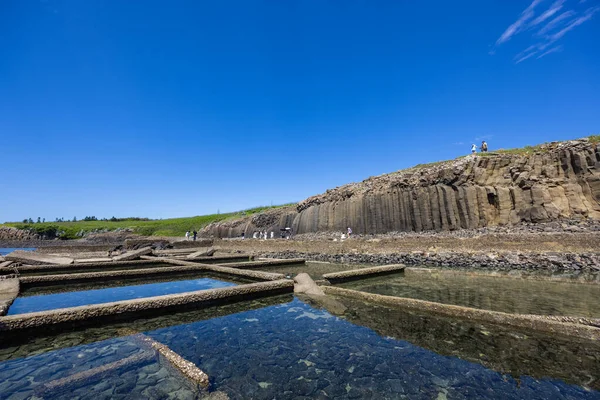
<box><xmin>340</xmin><ymin>273</ymin><xmax>600</xmax><ymax>317</ymax></box>
<box><xmin>147</xmin><ymin>298</ymin><xmax>600</xmax><ymax>400</ymax></box>
<box><xmin>8</xmin><ymin>278</ymin><xmax>236</xmax><ymax>315</ymax></box>
<box><xmin>0</xmin><ymin>247</ymin><xmax>36</xmax><ymax>256</ymax></box>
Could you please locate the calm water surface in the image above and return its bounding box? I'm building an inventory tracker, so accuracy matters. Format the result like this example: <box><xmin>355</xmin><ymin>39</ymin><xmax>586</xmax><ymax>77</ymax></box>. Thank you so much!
<box><xmin>339</xmin><ymin>270</ymin><xmax>600</xmax><ymax>317</ymax></box>
<box><xmin>0</xmin><ymin>337</ymin><xmax>199</xmax><ymax>399</ymax></box>
<box><xmin>8</xmin><ymin>277</ymin><xmax>236</xmax><ymax>315</ymax></box>
<box><xmin>1</xmin><ymin>296</ymin><xmax>599</xmax><ymax>399</ymax></box>
<box><xmin>146</xmin><ymin>297</ymin><xmax>600</xmax><ymax>399</ymax></box>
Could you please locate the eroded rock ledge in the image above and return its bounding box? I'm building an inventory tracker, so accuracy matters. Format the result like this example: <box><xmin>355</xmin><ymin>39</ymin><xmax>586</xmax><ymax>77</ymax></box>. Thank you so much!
<box><xmin>204</xmin><ymin>138</ymin><xmax>600</xmax><ymax>236</ymax></box>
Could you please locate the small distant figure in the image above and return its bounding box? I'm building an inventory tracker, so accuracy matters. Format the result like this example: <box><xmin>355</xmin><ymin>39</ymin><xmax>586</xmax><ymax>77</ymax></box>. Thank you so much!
<box><xmin>347</xmin><ymin>227</ymin><xmax>352</xmax><ymax>237</ymax></box>
<box><xmin>270</xmin><ymin>231</ymin><xmax>274</xmax><ymax>239</ymax></box>
<box><xmin>193</xmin><ymin>230</ymin><xmax>197</xmax><ymax>241</ymax></box>
<box><xmin>253</xmin><ymin>231</ymin><xmax>258</xmax><ymax>239</ymax></box>
<box><xmin>481</xmin><ymin>141</ymin><xmax>488</xmax><ymax>153</ymax></box>
<box><xmin>185</xmin><ymin>231</ymin><xmax>190</xmax><ymax>241</ymax></box>
<box><xmin>241</xmin><ymin>232</ymin><xmax>245</xmax><ymax>239</ymax></box>
<box><xmin>471</xmin><ymin>144</ymin><xmax>477</xmax><ymax>154</ymax></box>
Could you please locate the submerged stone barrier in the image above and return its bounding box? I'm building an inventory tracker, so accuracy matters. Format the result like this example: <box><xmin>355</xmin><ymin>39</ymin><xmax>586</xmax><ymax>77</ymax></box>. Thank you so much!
<box><xmin>111</xmin><ymin>246</ymin><xmax>153</xmax><ymax>261</ymax></box>
<box><xmin>17</xmin><ymin>265</ymin><xmax>209</xmax><ymax>288</ymax></box>
<box><xmin>172</xmin><ymin>255</ymin><xmax>253</xmax><ymax>263</ymax></box>
<box><xmin>36</xmin><ymin>351</ymin><xmax>156</xmax><ymax>396</ymax></box>
<box><xmin>322</xmin><ymin>286</ymin><xmax>600</xmax><ymax>341</ymax></box>
<box><xmin>5</xmin><ymin>251</ymin><xmax>74</xmax><ymax>266</ymax></box>
<box><xmin>161</xmin><ymin>258</ymin><xmax>287</xmax><ymax>281</ymax></box>
<box><xmin>8</xmin><ymin>258</ymin><xmax>167</xmax><ymax>275</ymax></box>
<box><xmin>0</xmin><ymin>279</ymin><xmax>294</xmax><ymax>332</ymax></box>
<box><xmin>0</xmin><ymin>278</ymin><xmax>19</xmax><ymax>316</ymax></box>
<box><xmin>218</xmin><ymin>258</ymin><xmax>306</xmax><ymax>269</ymax></box>
<box><xmin>186</xmin><ymin>248</ymin><xmax>216</xmax><ymax>258</ymax></box>
<box><xmin>404</xmin><ymin>267</ymin><xmax>600</xmax><ymax>285</ymax></box>
<box><xmin>132</xmin><ymin>333</ymin><xmax>210</xmax><ymax>389</ymax></box>
<box><xmin>323</xmin><ymin>264</ymin><xmax>405</xmax><ymax>283</ymax></box>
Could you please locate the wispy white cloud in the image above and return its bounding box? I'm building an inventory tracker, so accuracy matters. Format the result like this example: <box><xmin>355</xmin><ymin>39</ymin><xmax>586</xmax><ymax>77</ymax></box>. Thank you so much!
<box><xmin>495</xmin><ymin>0</ymin><xmax>544</xmax><ymax>45</ymax></box>
<box><xmin>530</xmin><ymin>0</ymin><xmax>565</xmax><ymax>26</ymax></box>
<box><xmin>536</xmin><ymin>45</ymin><xmax>563</xmax><ymax>59</ymax></box>
<box><xmin>515</xmin><ymin>50</ymin><xmax>540</xmax><ymax>64</ymax></box>
<box><xmin>538</xmin><ymin>10</ymin><xmax>575</xmax><ymax>35</ymax></box>
<box><xmin>548</xmin><ymin>6</ymin><xmax>600</xmax><ymax>41</ymax></box>
<box><xmin>493</xmin><ymin>1</ymin><xmax>599</xmax><ymax>64</ymax></box>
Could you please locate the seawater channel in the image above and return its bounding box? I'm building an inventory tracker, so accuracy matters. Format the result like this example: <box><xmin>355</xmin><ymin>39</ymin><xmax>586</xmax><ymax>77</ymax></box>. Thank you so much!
<box><xmin>338</xmin><ymin>268</ymin><xmax>600</xmax><ymax>317</ymax></box>
<box><xmin>1</xmin><ymin>261</ymin><xmax>599</xmax><ymax>399</ymax></box>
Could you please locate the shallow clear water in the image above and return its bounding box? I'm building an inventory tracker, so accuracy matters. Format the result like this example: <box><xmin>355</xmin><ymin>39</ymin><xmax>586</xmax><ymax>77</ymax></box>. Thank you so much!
<box><xmin>0</xmin><ymin>247</ymin><xmax>36</xmax><ymax>256</ymax></box>
<box><xmin>255</xmin><ymin>261</ymin><xmax>372</xmax><ymax>279</ymax></box>
<box><xmin>1</xmin><ymin>296</ymin><xmax>599</xmax><ymax>399</ymax></box>
<box><xmin>146</xmin><ymin>297</ymin><xmax>600</xmax><ymax>399</ymax></box>
<box><xmin>8</xmin><ymin>277</ymin><xmax>237</xmax><ymax>315</ymax></box>
<box><xmin>339</xmin><ymin>270</ymin><xmax>600</xmax><ymax>317</ymax></box>
<box><xmin>0</xmin><ymin>336</ymin><xmax>199</xmax><ymax>399</ymax></box>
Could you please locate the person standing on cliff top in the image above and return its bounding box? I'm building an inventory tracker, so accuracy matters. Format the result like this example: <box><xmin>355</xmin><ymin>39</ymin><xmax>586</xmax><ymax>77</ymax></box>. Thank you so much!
<box><xmin>347</xmin><ymin>227</ymin><xmax>352</xmax><ymax>237</ymax></box>
<box><xmin>193</xmin><ymin>230</ymin><xmax>197</xmax><ymax>241</ymax></box>
<box><xmin>481</xmin><ymin>141</ymin><xmax>488</xmax><ymax>152</ymax></box>
<box><xmin>185</xmin><ymin>231</ymin><xmax>190</xmax><ymax>241</ymax></box>
<box><xmin>471</xmin><ymin>144</ymin><xmax>477</xmax><ymax>154</ymax></box>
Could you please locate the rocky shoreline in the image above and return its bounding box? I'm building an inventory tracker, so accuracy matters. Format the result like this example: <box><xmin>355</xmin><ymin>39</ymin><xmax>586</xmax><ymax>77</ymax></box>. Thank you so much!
<box><xmin>3</xmin><ymin>221</ymin><xmax>599</xmax><ymax>273</ymax></box>
<box><xmin>258</xmin><ymin>250</ymin><xmax>600</xmax><ymax>274</ymax></box>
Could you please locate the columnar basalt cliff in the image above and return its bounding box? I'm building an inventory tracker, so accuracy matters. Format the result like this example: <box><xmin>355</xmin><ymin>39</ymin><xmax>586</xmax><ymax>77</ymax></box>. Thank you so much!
<box><xmin>203</xmin><ymin>139</ymin><xmax>600</xmax><ymax>237</ymax></box>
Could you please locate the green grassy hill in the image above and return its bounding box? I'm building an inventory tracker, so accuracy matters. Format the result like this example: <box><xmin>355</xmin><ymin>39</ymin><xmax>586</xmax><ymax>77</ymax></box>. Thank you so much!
<box><xmin>2</xmin><ymin>204</ymin><xmax>295</xmax><ymax>239</ymax></box>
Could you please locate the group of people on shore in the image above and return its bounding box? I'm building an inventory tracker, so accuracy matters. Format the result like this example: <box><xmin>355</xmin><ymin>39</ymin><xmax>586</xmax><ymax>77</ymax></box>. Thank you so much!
<box><xmin>185</xmin><ymin>230</ymin><xmax>197</xmax><ymax>241</ymax></box>
<box><xmin>241</xmin><ymin>227</ymin><xmax>294</xmax><ymax>240</ymax></box>
<box><xmin>471</xmin><ymin>141</ymin><xmax>488</xmax><ymax>154</ymax></box>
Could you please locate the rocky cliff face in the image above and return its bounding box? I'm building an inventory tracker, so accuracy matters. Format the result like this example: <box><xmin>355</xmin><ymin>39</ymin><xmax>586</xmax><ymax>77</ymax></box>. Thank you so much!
<box><xmin>203</xmin><ymin>139</ymin><xmax>600</xmax><ymax>237</ymax></box>
<box><xmin>0</xmin><ymin>227</ymin><xmax>41</xmax><ymax>242</ymax></box>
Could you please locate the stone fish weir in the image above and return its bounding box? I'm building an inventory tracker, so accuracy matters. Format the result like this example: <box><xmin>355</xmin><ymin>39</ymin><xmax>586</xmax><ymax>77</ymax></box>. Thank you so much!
<box><xmin>2</xmin><ymin>246</ymin><xmax>600</xmax><ymax>398</ymax></box>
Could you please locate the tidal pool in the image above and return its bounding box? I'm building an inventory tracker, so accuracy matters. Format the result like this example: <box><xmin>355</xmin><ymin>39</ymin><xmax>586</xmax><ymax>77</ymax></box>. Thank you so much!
<box><xmin>1</xmin><ymin>295</ymin><xmax>599</xmax><ymax>399</ymax></box>
<box><xmin>338</xmin><ymin>269</ymin><xmax>600</xmax><ymax>317</ymax></box>
<box><xmin>146</xmin><ymin>297</ymin><xmax>600</xmax><ymax>399</ymax></box>
<box><xmin>8</xmin><ymin>277</ymin><xmax>237</xmax><ymax>315</ymax></box>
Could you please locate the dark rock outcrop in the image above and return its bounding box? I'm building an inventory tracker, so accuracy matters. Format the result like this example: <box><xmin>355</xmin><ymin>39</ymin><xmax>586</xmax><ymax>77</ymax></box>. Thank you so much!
<box><xmin>203</xmin><ymin>139</ymin><xmax>600</xmax><ymax>236</ymax></box>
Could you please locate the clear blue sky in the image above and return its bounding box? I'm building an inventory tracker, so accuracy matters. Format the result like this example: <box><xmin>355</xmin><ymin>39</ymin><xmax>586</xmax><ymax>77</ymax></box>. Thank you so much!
<box><xmin>1</xmin><ymin>0</ymin><xmax>599</xmax><ymax>223</ymax></box>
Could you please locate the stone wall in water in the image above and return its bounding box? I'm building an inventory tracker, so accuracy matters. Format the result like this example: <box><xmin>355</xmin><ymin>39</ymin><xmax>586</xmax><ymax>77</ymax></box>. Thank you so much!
<box><xmin>203</xmin><ymin>139</ymin><xmax>600</xmax><ymax>237</ymax></box>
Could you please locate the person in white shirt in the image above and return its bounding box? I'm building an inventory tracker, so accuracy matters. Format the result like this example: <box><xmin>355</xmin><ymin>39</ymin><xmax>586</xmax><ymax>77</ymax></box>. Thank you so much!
<box><xmin>471</xmin><ymin>144</ymin><xmax>477</xmax><ymax>154</ymax></box>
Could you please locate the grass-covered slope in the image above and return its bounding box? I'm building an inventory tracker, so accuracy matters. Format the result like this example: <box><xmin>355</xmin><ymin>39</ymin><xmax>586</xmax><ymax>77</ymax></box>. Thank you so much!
<box><xmin>2</xmin><ymin>204</ymin><xmax>295</xmax><ymax>239</ymax></box>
